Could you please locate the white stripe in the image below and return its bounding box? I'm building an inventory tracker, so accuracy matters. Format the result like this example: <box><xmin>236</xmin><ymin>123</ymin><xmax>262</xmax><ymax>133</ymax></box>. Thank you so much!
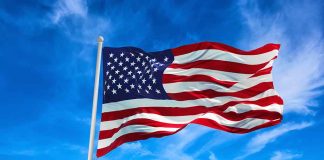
<box><xmin>102</xmin><ymin>89</ymin><xmax>279</xmax><ymax>112</ymax></box>
<box><xmin>97</xmin><ymin>125</ymin><xmax>178</xmax><ymax>149</ymax></box>
<box><xmin>223</xmin><ymin>103</ymin><xmax>283</xmax><ymax>114</ymax></box>
<box><xmin>98</xmin><ymin>113</ymin><xmax>271</xmax><ymax>149</ymax></box>
<box><xmin>100</xmin><ymin>113</ymin><xmax>198</xmax><ymax>130</ymax></box>
<box><xmin>200</xmin><ymin>113</ymin><xmax>270</xmax><ymax>129</ymax></box>
<box><xmin>163</xmin><ymin>74</ymin><xmax>273</xmax><ymax>93</ymax></box>
<box><xmin>173</xmin><ymin>49</ymin><xmax>278</xmax><ymax>65</ymax></box>
<box><xmin>164</xmin><ymin>68</ymin><xmax>252</xmax><ymax>82</ymax></box>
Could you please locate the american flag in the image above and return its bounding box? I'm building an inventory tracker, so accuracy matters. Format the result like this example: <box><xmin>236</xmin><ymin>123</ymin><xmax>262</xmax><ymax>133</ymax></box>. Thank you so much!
<box><xmin>97</xmin><ymin>42</ymin><xmax>283</xmax><ymax>157</ymax></box>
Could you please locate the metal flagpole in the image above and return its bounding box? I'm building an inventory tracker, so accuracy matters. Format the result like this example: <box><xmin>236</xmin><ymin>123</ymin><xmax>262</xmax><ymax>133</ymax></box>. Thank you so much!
<box><xmin>88</xmin><ymin>36</ymin><xmax>104</xmax><ymax>160</ymax></box>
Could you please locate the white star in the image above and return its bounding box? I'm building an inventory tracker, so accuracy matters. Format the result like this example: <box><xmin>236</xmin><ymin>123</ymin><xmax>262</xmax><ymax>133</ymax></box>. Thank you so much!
<box><xmin>109</xmin><ymin>75</ymin><xmax>112</xmax><ymax>79</ymax></box>
<box><xmin>107</xmin><ymin>85</ymin><xmax>110</xmax><ymax>90</ymax></box>
<box><xmin>145</xmin><ymin>89</ymin><xmax>149</xmax><ymax>94</ymax></box>
<box><xmin>111</xmin><ymin>66</ymin><xmax>115</xmax><ymax>70</ymax></box>
<box><xmin>106</xmin><ymin>71</ymin><xmax>109</xmax><ymax>75</ymax></box>
<box><xmin>137</xmin><ymin>71</ymin><xmax>142</xmax><ymax>74</ymax></box>
<box><xmin>145</xmin><ymin>56</ymin><xmax>149</xmax><ymax>60</ymax></box>
<box><xmin>130</xmin><ymin>84</ymin><xmax>135</xmax><ymax>89</ymax></box>
<box><xmin>109</xmin><ymin>53</ymin><xmax>113</xmax><ymax>57</ymax></box>
<box><xmin>142</xmin><ymin>78</ymin><xmax>146</xmax><ymax>84</ymax></box>
<box><xmin>152</xmin><ymin>58</ymin><xmax>156</xmax><ymax>62</ymax></box>
<box><xmin>112</xmin><ymin>79</ymin><xmax>116</xmax><ymax>84</ymax></box>
<box><xmin>123</xmin><ymin>66</ymin><xmax>128</xmax><ymax>71</ymax></box>
<box><xmin>149</xmin><ymin>74</ymin><xmax>153</xmax><ymax>79</ymax></box>
<box><xmin>153</xmin><ymin>68</ymin><xmax>158</xmax><ymax>72</ymax></box>
<box><xmin>164</xmin><ymin>57</ymin><xmax>169</xmax><ymax>62</ymax></box>
<box><xmin>115</xmin><ymin>70</ymin><xmax>120</xmax><ymax>74</ymax></box>
<box><xmin>136</xmin><ymin>57</ymin><xmax>141</xmax><ymax>62</ymax></box>
<box><xmin>155</xmin><ymin>89</ymin><xmax>160</xmax><ymax>94</ymax></box>
<box><xmin>146</xmin><ymin>70</ymin><xmax>150</xmax><ymax>74</ymax></box>
<box><xmin>121</xmin><ymin>52</ymin><xmax>124</xmax><ymax>57</ymax></box>
<box><xmin>152</xmin><ymin>78</ymin><xmax>156</xmax><ymax>84</ymax></box>
<box><xmin>135</xmin><ymin>67</ymin><xmax>139</xmax><ymax>70</ymax></box>
<box><xmin>138</xmin><ymin>85</ymin><xmax>142</xmax><ymax>89</ymax></box>
<box><xmin>112</xmin><ymin>89</ymin><xmax>117</xmax><ymax>94</ymax></box>
<box><xmin>142</xmin><ymin>62</ymin><xmax>146</xmax><ymax>66</ymax></box>
<box><xmin>104</xmin><ymin>90</ymin><xmax>106</xmax><ymax>95</ymax></box>
<box><xmin>105</xmin><ymin>81</ymin><xmax>107</xmax><ymax>85</ymax></box>
<box><xmin>125</xmin><ymin>57</ymin><xmax>130</xmax><ymax>62</ymax></box>
<box><xmin>132</xmin><ymin>75</ymin><xmax>136</xmax><ymax>79</ymax></box>
<box><xmin>130</xmin><ymin>53</ymin><xmax>134</xmax><ymax>57</ymax></box>
<box><xmin>124</xmin><ymin>78</ymin><xmax>129</xmax><ymax>83</ymax></box>
<box><xmin>139</xmin><ymin>53</ymin><xmax>144</xmax><ymax>56</ymax></box>
<box><xmin>137</xmin><ymin>89</ymin><xmax>140</xmax><ymax>93</ymax></box>
<box><xmin>119</xmin><ymin>74</ymin><xmax>124</xmax><ymax>79</ymax></box>
<box><xmin>131</xmin><ymin>62</ymin><xmax>135</xmax><ymax>66</ymax></box>
<box><xmin>125</xmin><ymin>88</ymin><xmax>129</xmax><ymax>93</ymax></box>
<box><xmin>128</xmin><ymin>71</ymin><xmax>132</xmax><ymax>75</ymax></box>
<box><xmin>148</xmin><ymin>85</ymin><xmax>152</xmax><ymax>90</ymax></box>
<box><xmin>118</xmin><ymin>62</ymin><xmax>123</xmax><ymax>66</ymax></box>
<box><xmin>114</xmin><ymin>57</ymin><xmax>118</xmax><ymax>62</ymax></box>
<box><xmin>117</xmin><ymin>83</ymin><xmax>122</xmax><ymax>89</ymax></box>
<box><xmin>107</xmin><ymin>62</ymin><xmax>111</xmax><ymax>66</ymax></box>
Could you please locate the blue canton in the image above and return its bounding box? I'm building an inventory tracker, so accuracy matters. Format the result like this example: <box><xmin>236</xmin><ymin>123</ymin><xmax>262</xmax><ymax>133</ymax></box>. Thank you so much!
<box><xmin>102</xmin><ymin>47</ymin><xmax>174</xmax><ymax>103</ymax></box>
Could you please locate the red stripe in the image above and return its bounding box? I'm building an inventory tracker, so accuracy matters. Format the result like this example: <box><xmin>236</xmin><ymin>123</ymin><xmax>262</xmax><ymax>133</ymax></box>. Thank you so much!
<box><xmin>167</xmin><ymin>82</ymin><xmax>274</xmax><ymax>101</ymax></box>
<box><xmin>97</xmin><ymin>116</ymin><xmax>282</xmax><ymax>157</ymax></box>
<box><xmin>251</xmin><ymin>67</ymin><xmax>273</xmax><ymax>78</ymax></box>
<box><xmin>168</xmin><ymin>60</ymin><xmax>272</xmax><ymax>74</ymax></box>
<box><xmin>172</xmin><ymin>42</ymin><xmax>280</xmax><ymax>56</ymax></box>
<box><xmin>162</xmin><ymin>74</ymin><xmax>236</xmax><ymax>87</ymax></box>
<box><xmin>101</xmin><ymin>95</ymin><xmax>283</xmax><ymax>121</ymax></box>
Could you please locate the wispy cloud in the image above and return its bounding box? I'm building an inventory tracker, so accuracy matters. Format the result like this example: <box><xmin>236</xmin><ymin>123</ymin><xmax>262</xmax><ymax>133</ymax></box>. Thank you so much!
<box><xmin>153</xmin><ymin>125</ymin><xmax>212</xmax><ymax>160</ymax></box>
<box><xmin>208</xmin><ymin>152</ymin><xmax>218</xmax><ymax>160</ymax></box>
<box><xmin>49</xmin><ymin>0</ymin><xmax>110</xmax><ymax>45</ymax></box>
<box><xmin>193</xmin><ymin>131</ymin><xmax>243</xmax><ymax>158</ymax></box>
<box><xmin>119</xmin><ymin>142</ymin><xmax>153</xmax><ymax>157</ymax></box>
<box><xmin>62</xmin><ymin>143</ymin><xmax>88</xmax><ymax>154</ymax></box>
<box><xmin>235</xmin><ymin>122</ymin><xmax>312</xmax><ymax>159</ymax></box>
<box><xmin>270</xmin><ymin>151</ymin><xmax>302</xmax><ymax>160</ymax></box>
<box><xmin>51</xmin><ymin>0</ymin><xmax>88</xmax><ymax>24</ymax></box>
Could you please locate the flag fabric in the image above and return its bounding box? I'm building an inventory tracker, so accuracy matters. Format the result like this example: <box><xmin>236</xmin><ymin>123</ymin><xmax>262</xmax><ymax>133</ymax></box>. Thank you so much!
<box><xmin>97</xmin><ymin>42</ymin><xmax>283</xmax><ymax>157</ymax></box>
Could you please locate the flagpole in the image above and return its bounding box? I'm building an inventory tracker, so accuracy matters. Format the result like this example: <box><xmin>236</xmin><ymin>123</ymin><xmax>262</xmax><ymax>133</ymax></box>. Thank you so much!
<box><xmin>87</xmin><ymin>36</ymin><xmax>104</xmax><ymax>160</ymax></box>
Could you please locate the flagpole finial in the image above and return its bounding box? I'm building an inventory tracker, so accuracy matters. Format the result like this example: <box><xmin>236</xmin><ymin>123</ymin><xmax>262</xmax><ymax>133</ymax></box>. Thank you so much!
<box><xmin>98</xmin><ymin>36</ymin><xmax>104</xmax><ymax>42</ymax></box>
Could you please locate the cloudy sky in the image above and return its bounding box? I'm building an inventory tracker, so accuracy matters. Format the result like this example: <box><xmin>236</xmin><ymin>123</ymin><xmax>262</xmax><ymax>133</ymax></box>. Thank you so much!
<box><xmin>0</xmin><ymin>0</ymin><xmax>323</xmax><ymax>160</ymax></box>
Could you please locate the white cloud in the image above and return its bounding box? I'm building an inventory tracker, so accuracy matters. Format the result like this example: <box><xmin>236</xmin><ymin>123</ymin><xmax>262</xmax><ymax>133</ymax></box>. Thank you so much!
<box><xmin>119</xmin><ymin>142</ymin><xmax>153</xmax><ymax>156</ymax></box>
<box><xmin>10</xmin><ymin>149</ymin><xmax>39</xmax><ymax>156</ymax></box>
<box><xmin>238</xmin><ymin>0</ymin><xmax>324</xmax><ymax>115</ymax></box>
<box><xmin>50</xmin><ymin>0</ymin><xmax>110</xmax><ymax>45</ymax></box>
<box><xmin>270</xmin><ymin>151</ymin><xmax>302</xmax><ymax>160</ymax></box>
<box><xmin>63</xmin><ymin>143</ymin><xmax>87</xmax><ymax>154</ymax></box>
<box><xmin>193</xmin><ymin>131</ymin><xmax>243</xmax><ymax>158</ymax></box>
<box><xmin>152</xmin><ymin>125</ymin><xmax>212</xmax><ymax>160</ymax></box>
<box><xmin>235</xmin><ymin>122</ymin><xmax>312</xmax><ymax>159</ymax></box>
<box><xmin>51</xmin><ymin>0</ymin><xmax>88</xmax><ymax>24</ymax></box>
<box><xmin>209</xmin><ymin>152</ymin><xmax>218</xmax><ymax>160</ymax></box>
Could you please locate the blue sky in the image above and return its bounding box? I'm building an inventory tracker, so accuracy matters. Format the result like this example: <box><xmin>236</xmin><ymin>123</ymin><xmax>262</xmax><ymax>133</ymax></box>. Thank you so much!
<box><xmin>0</xmin><ymin>0</ymin><xmax>323</xmax><ymax>160</ymax></box>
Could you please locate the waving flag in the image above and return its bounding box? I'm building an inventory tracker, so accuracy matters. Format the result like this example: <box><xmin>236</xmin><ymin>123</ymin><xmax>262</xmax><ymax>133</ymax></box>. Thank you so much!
<box><xmin>97</xmin><ymin>42</ymin><xmax>283</xmax><ymax>157</ymax></box>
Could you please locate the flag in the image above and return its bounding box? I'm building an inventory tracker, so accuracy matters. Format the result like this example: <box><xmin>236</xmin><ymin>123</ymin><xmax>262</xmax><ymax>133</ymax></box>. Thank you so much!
<box><xmin>97</xmin><ymin>42</ymin><xmax>283</xmax><ymax>157</ymax></box>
